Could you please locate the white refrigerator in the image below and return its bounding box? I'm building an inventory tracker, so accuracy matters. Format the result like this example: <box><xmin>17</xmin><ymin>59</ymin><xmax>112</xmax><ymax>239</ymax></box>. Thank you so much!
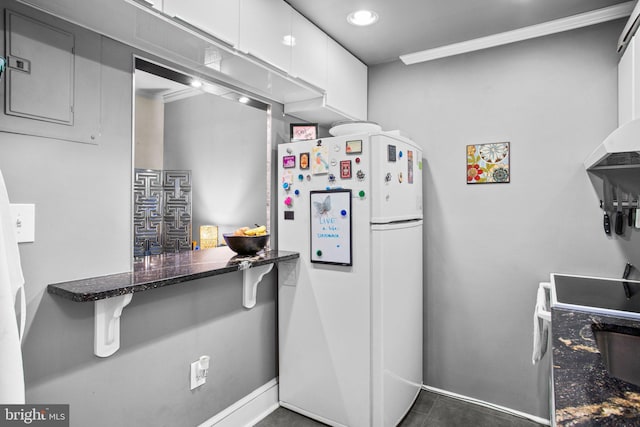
<box><xmin>277</xmin><ymin>131</ymin><xmax>423</xmax><ymax>427</ymax></box>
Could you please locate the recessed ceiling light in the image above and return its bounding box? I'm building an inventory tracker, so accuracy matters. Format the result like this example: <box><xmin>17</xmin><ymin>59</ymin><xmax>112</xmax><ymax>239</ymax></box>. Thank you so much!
<box><xmin>347</xmin><ymin>10</ymin><xmax>378</xmax><ymax>26</ymax></box>
<box><xmin>282</xmin><ymin>35</ymin><xmax>296</xmax><ymax>46</ymax></box>
<box><xmin>238</xmin><ymin>96</ymin><xmax>250</xmax><ymax>104</ymax></box>
<box><xmin>190</xmin><ymin>79</ymin><xmax>202</xmax><ymax>88</ymax></box>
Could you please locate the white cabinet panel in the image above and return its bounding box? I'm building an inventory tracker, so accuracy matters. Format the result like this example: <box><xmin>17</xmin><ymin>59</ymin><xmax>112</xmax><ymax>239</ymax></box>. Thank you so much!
<box><xmin>239</xmin><ymin>0</ymin><xmax>291</xmax><ymax>73</ymax></box>
<box><xmin>326</xmin><ymin>38</ymin><xmax>367</xmax><ymax>121</ymax></box>
<box><xmin>618</xmin><ymin>34</ymin><xmax>640</xmax><ymax>126</ymax></box>
<box><xmin>149</xmin><ymin>0</ymin><xmax>162</xmax><ymax>12</ymax></box>
<box><xmin>290</xmin><ymin>10</ymin><xmax>327</xmax><ymax>90</ymax></box>
<box><xmin>632</xmin><ymin>38</ymin><xmax>640</xmax><ymax>122</ymax></box>
<box><xmin>619</xmin><ymin>37</ymin><xmax>635</xmax><ymax>126</ymax></box>
<box><xmin>163</xmin><ymin>0</ymin><xmax>240</xmax><ymax>47</ymax></box>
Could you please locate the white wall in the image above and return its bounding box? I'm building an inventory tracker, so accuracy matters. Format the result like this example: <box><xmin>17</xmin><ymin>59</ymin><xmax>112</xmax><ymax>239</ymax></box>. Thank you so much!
<box><xmin>369</xmin><ymin>19</ymin><xmax>631</xmax><ymax>419</ymax></box>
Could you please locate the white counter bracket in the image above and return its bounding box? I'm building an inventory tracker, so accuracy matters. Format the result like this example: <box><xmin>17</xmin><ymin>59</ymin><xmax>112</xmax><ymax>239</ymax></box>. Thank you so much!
<box><xmin>92</xmin><ymin>262</ymin><xmax>274</xmax><ymax>357</ymax></box>
<box><xmin>94</xmin><ymin>294</ymin><xmax>133</xmax><ymax>358</ymax></box>
<box><xmin>239</xmin><ymin>261</ymin><xmax>274</xmax><ymax>309</ymax></box>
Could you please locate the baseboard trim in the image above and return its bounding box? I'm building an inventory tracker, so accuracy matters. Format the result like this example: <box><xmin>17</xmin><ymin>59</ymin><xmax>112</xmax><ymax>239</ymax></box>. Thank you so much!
<box><xmin>422</xmin><ymin>385</ymin><xmax>551</xmax><ymax>426</ymax></box>
<box><xmin>198</xmin><ymin>380</ymin><xmax>551</xmax><ymax>427</ymax></box>
<box><xmin>198</xmin><ymin>378</ymin><xmax>279</xmax><ymax>427</ymax></box>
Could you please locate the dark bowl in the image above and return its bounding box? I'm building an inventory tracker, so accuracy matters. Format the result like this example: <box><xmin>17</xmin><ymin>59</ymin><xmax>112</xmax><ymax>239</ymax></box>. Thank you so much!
<box><xmin>223</xmin><ymin>233</ymin><xmax>270</xmax><ymax>255</ymax></box>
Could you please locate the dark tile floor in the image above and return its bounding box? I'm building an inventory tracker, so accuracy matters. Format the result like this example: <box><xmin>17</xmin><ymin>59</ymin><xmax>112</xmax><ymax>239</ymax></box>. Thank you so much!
<box><xmin>255</xmin><ymin>390</ymin><xmax>546</xmax><ymax>427</ymax></box>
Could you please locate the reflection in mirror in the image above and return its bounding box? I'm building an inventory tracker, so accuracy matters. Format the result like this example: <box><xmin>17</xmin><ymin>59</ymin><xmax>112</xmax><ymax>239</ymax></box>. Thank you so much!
<box><xmin>133</xmin><ymin>58</ymin><xmax>270</xmax><ymax>258</ymax></box>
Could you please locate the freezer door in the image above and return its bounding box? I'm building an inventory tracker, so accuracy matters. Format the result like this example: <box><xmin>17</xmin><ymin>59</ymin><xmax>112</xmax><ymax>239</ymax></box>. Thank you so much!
<box><xmin>371</xmin><ymin>220</ymin><xmax>423</xmax><ymax>426</ymax></box>
<box><xmin>370</xmin><ymin>134</ymin><xmax>423</xmax><ymax>223</ymax></box>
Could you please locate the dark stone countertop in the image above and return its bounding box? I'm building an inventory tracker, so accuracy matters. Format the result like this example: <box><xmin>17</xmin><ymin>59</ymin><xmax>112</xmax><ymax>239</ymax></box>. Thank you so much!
<box><xmin>47</xmin><ymin>246</ymin><xmax>299</xmax><ymax>302</ymax></box>
<box><xmin>552</xmin><ymin>308</ymin><xmax>640</xmax><ymax>426</ymax></box>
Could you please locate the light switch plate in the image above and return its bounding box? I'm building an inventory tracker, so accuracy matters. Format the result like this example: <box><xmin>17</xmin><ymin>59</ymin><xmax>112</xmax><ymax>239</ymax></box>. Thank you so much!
<box><xmin>9</xmin><ymin>203</ymin><xmax>35</xmax><ymax>243</ymax></box>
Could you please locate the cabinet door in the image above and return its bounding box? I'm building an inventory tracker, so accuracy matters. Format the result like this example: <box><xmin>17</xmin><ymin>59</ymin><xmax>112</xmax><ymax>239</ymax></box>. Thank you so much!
<box><xmin>133</xmin><ymin>0</ymin><xmax>162</xmax><ymax>11</ymax></box>
<box><xmin>150</xmin><ymin>0</ymin><xmax>163</xmax><ymax>12</ymax></box>
<box><xmin>290</xmin><ymin>10</ymin><xmax>327</xmax><ymax>90</ymax></box>
<box><xmin>163</xmin><ymin>0</ymin><xmax>240</xmax><ymax>47</ymax></box>
<box><xmin>632</xmin><ymin>38</ymin><xmax>640</xmax><ymax>121</ymax></box>
<box><xmin>619</xmin><ymin>37</ymin><xmax>634</xmax><ymax>126</ymax></box>
<box><xmin>326</xmin><ymin>38</ymin><xmax>367</xmax><ymax>120</ymax></box>
<box><xmin>239</xmin><ymin>0</ymin><xmax>291</xmax><ymax>73</ymax></box>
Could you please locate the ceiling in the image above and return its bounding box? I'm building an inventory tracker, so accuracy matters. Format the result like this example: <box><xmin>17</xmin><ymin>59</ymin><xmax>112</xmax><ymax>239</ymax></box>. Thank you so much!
<box><xmin>284</xmin><ymin>0</ymin><xmax>633</xmax><ymax>65</ymax></box>
<box><xmin>135</xmin><ymin>70</ymin><xmax>190</xmax><ymax>100</ymax></box>
<box><xmin>134</xmin><ymin>67</ymin><xmax>270</xmax><ymax>110</ymax></box>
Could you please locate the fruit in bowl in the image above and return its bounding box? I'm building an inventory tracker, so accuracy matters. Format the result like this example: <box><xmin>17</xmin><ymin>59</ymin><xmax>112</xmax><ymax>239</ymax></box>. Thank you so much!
<box><xmin>233</xmin><ymin>225</ymin><xmax>267</xmax><ymax>236</ymax></box>
<box><xmin>224</xmin><ymin>225</ymin><xmax>269</xmax><ymax>255</ymax></box>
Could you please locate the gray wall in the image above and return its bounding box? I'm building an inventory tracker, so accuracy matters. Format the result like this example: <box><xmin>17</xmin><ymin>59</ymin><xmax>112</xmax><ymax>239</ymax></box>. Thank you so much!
<box><xmin>368</xmin><ymin>20</ymin><xmax>632</xmax><ymax>419</ymax></box>
<box><xmin>163</xmin><ymin>93</ymin><xmax>268</xmax><ymax>239</ymax></box>
<box><xmin>0</xmin><ymin>2</ymin><xmax>286</xmax><ymax>426</ymax></box>
<box><xmin>134</xmin><ymin>94</ymin><xmax>164</xmax><ymax>170</ymax></box>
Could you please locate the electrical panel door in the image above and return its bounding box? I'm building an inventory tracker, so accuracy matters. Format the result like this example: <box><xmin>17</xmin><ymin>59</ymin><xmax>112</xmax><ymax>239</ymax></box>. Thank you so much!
<box><xmin>5</xmin><ymin>10</ymin><xmax>74</xmax><ymax>125</ymax></box>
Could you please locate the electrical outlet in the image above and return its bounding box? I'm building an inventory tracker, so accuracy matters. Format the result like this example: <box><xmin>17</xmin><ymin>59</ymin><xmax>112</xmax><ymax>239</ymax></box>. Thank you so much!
<box><xmin>190</xmin><ymin>361</ymin><xmax>205</xmax><ymax>390</ymax></box>
<box><xmin>190</xmin><ymin>356</ymin><xmax>210</xmax><ymax>390</ymax></box>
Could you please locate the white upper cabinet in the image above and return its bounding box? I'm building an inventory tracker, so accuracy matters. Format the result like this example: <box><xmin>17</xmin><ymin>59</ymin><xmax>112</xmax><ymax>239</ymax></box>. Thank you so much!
<box><xmin>618</xmin><ymin>38</ymin><xmax>633</xmax><ymax>126</ymax></box>
<box><xmin>19</xmin><ymin>0</ymin><xmax>366</xmax><ymax>124</ymax></box>
<box><xmin>163</xmin><ymin>0</ymin><xmax>240</xmax><ymax>47</ymax></box>
<box><xmin>239</xmin><ymin>0</ymin><xmax>292</xmax><ymax>73</ymax></box>
<box><xmin>618</xmin><ymin>36</ymin><xmax>640</xmax><ymax>126</ymax></box>
<box><xmin>150</xmin><ymin>0</ymin><xmax>162</xmax><ymax>12</ymax></box>
<box><xmin>290</xmin><ymin>10</ymin><xmax>327</xmax><ymax>90</ymax></box>
<box><xmin>326</xmin><ymin>38</ymin><xmax>367</xmax><ymax>121</ymax></box>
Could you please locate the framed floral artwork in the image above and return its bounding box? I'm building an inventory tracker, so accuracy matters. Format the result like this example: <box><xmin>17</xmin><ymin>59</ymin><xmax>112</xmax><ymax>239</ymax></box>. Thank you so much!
<box><xmin>467</xmin><ymin>142</ymin><xmax>510</xmax><ymax>184</ymax></box>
